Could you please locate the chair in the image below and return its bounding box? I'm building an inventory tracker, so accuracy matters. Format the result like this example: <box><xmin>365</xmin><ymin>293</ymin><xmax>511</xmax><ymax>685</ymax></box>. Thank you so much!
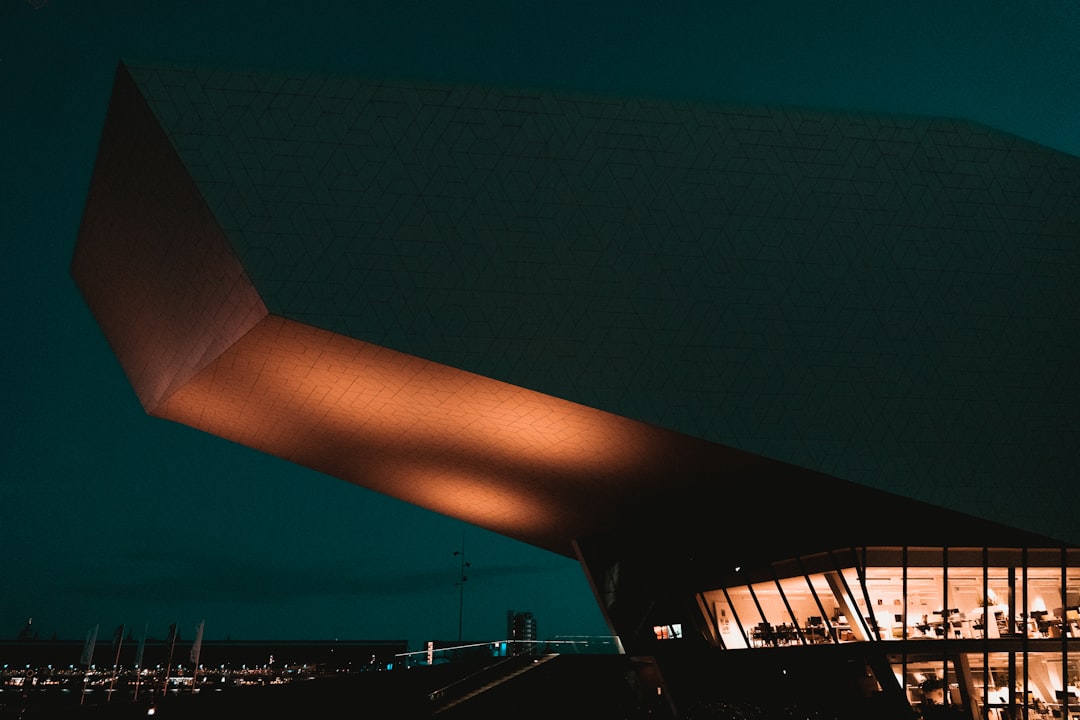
<box><xmin>756</xmin><ymin>622</ymin><xmax>776</xmax><ymax>647</ymax></box>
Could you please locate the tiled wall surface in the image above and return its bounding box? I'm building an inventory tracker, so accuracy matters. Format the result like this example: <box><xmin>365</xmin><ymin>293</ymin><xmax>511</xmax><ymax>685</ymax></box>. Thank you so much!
<box><xmin>76</xmin><ymin>61</ymin><xmax>1080</xmax><ymax>546</ymax></box>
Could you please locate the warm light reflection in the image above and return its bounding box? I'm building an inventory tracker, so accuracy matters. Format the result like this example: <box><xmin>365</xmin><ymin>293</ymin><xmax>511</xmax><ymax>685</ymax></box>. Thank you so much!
<box><xmin>704</xmin><ymin>549</ymin><xmax>1080</xmax><ymax>649</ymax></box>
<box><xmin>156</xmin><ymin>316</ymin><xmax>709</xmax><ymax>554</ymax></box>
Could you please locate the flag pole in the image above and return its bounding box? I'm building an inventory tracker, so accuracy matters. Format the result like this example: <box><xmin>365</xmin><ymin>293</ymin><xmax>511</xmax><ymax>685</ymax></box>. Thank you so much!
<box><xmin>162</xmin><ymin>623</ymin><xmax>177</xmax><ymax>697</ymax></box>
<box><xmin>108</xmin><ymin>623</ymin><xmax>124</xmax><ymax>702</ymax></box>
<box><xmin>189</xmin><ymin>620</ymin><xmax>204</xmax><ymax>694</ymax></box>
<box><xmin>80</xmin><ymin>624</ymin><xmax>99</xmax><ymax>706</ymax></box>
<box><xmin>133</xmin><ymin>622</ymin><xmax>147</xmax><ymax>701</ymax></box>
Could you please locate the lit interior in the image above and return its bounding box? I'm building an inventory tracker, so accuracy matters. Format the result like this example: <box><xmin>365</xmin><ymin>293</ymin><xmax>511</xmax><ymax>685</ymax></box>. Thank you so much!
<box><xmin>672</xmin><ymin>546</ymin><xmax>1080</xmax><ymax>718</ymax></box>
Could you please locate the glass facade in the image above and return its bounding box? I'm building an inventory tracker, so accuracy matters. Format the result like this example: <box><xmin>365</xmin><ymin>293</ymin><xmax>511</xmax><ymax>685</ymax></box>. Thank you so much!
<box><xmin>692</xmin><ymin>546</ymin><xmax>1080</xmax><ymax>719</ymax></box>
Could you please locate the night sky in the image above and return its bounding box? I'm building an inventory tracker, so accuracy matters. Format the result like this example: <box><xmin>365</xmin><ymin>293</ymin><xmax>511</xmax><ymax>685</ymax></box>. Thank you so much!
<box><xmin>3</xmin><ymin>0</ymin><xmax>1079</xmax><ymax>652</ymax></box>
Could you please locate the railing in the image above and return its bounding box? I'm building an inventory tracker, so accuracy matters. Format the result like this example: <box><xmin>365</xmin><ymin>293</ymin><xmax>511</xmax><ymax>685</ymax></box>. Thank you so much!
<box><xmin>393</xmin><ymin>635</ymin><xmax>621</xmax><ymax>668</ymax></box>
<box><xmin>427</xmin><ymin>652</ymin><xmax>551</xmax><ymax>712</ymax></box>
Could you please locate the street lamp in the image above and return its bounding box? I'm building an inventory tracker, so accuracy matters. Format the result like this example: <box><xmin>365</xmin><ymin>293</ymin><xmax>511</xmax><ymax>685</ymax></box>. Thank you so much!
<box><xmin>453</xmin><ymin>532</ymin><xmax>470</xmax><ymax>642</ymax></box>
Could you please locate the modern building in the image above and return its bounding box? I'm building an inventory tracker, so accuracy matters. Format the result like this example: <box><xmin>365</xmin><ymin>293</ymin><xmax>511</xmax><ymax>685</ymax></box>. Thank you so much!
<box><xmin>507</xmin><ymin>611</ymin><xmax>537</xmax><ymax>655</ymax></box>
<box><xmin>72</xmin><ymin>60</ymin><xmax>1080</xmax><ymax>718</ymax></box>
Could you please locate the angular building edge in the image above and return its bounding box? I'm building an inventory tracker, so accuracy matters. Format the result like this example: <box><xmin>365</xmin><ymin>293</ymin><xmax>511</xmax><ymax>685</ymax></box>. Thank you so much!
<box><xmin>71</xmin><ymin>61</ymin><xmax>268</xmax><ymax>415</ymax></box>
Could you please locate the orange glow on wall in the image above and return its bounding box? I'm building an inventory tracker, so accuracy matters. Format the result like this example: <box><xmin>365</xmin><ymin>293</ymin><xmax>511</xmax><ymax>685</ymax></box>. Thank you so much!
<box><xmin>154</xmin><ymin>316</ymin><xmax>708</xmax><ymax>555</ymax></box>
<box><xmin>71</xmin><ymin>61</ymin><xmax>768</xmax><ymax>558</ymax></box>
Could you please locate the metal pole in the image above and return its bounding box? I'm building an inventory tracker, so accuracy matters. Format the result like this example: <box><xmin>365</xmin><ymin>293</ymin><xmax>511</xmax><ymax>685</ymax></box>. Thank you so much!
<box><xmin>162</xmin><ymin>624</ymin><xmax>177</xmax><ymax>697</ymax></box>
<box><xmin>80</xmin><ymin>624</ymin><xmax>99</xmax><ymax>706</ymax></box>
<box><xmin>108</xmin><ymin>624</ymin><xmax>124</xmax><ymax>702</ymax></box>
<box><xmin>133</xmin><ymin>622</ymin><xmax>147</xmax><ymax>701</ymax></box>
<box><xmin>453</xmin><ymin>531</ymin><xmax>469</xmax><ymax>642</ymax></box>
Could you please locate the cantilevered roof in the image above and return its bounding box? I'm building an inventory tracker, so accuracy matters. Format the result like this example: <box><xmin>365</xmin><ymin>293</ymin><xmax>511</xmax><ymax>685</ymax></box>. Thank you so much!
<box><xmin>72</xmin><ymin>61</ymin><xmax>1080</xmax><ymax>554</ymax></box>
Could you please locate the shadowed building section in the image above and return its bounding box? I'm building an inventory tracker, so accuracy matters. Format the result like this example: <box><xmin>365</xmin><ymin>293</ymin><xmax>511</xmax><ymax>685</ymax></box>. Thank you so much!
<box><xmin>74</xmin><ymin>62</ymin><xmax>1080</xmax><ymax>545</ymax></box>
<box><xmin>72</xmin><ymin>64</ymin><xmax>268</xmax><ymax>412</ymax></box>
<box><xmin>73</xmin><ymin>60</ymin><xmax>1080</xmax><ymax>718</ymax></box>
<box><xmin>70</xmin><ymin>62</ymin><xmax>809</xmax><ymax>557</ymax></box>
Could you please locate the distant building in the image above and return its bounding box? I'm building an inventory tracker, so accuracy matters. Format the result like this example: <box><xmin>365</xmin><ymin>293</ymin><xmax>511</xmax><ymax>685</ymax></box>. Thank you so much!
<box><xmin>507</xmin><ymin>611</ymin><xmax>536</xmax><ymax>655</ymax></box>
<box><xmin>15</xmin><ymin>618</ymin><xmax>36</xmax><ymax>642</ymax></box>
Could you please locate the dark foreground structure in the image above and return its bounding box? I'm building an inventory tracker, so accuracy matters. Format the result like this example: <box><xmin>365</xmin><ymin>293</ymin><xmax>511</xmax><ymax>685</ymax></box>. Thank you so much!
<box><xmin>2</xmin><ymin>653</ymin><xmax>659</xmax><ymax>720</ymax></box>
<box><xmin>72</xmin><ymin>60</ymin><xmax>1080</xmax><ymax>719</ymax></box>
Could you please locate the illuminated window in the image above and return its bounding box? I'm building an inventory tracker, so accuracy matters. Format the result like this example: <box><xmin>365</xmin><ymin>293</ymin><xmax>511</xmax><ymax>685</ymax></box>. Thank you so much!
<box><xmin>653</xmin><ymin>624</ymin><xmax>683</xmax><ymax>640</ymax></box>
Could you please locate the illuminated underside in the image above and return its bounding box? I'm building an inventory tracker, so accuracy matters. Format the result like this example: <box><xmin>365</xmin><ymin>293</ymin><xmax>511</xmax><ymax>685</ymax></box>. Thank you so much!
<box><xmin>71</xmin><ymin>61</ymin><xmax>1077</xmax><ymax>563</ymax></box>
<box><xmin>153</xmin><ymin>313</ymin><xmax>739</xmax><ymax>553</ymax></box>
<box><xmin>70</xmin><ymin>62</ymin><xmax>770</xmax><ymax>557</ymax></box>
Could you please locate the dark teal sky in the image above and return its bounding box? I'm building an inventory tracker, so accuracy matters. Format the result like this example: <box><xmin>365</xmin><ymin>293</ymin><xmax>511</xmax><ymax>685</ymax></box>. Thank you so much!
<box><xmin>2</xmin><ymin>0</ymin><xmax>1078</xmax><ymax>650</ymax></box>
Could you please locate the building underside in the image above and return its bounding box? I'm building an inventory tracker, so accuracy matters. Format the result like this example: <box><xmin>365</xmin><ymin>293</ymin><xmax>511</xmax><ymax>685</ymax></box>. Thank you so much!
<box><xmin>72</xmin><ymin>61</ymin><xmax>1080</xmax><ymax>718</ymax></box>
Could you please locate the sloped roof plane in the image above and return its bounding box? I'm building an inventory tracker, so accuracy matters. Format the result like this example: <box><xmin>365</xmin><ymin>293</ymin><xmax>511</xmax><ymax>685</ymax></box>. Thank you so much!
<box><xmin>73</xmin><ymin>61</ymin><xmax>1080</xmax><ymax>554</ymax></box>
